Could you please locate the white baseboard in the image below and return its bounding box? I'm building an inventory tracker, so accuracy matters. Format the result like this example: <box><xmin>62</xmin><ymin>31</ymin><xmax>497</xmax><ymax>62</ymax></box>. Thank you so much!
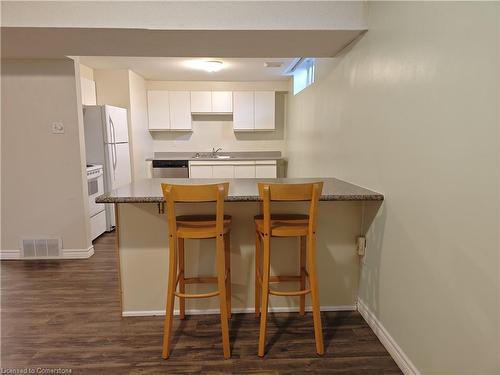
<box><xmin>62</xmin><ymin>246</ymin><xmax>95</xmax><ymax>259</ymax></box>
<box><xmin>357</xmin><ymin>299</ymin><xmax>420</xmax><ymax>375</ymax></box>
<box><xmin>0</xmin><ymin>246</ymin><xmax>94</xmax><ymax>260</ymax></box>
<box><xmin>122</xmin><ymin>304</ymin><xmax>357</xmax><ymax>317</ymax></box>
<box><xmin>0</xmin><ymin>249</ymin><xmax>21</xmax><ymax>260</ymax></box>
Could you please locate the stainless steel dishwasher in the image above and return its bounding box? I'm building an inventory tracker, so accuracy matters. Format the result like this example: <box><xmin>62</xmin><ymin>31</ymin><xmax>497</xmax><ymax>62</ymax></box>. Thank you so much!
<box><xmin>152</xmin><ymin>160</ymin><xmax>189</xmax><ymax>178</ymax></box>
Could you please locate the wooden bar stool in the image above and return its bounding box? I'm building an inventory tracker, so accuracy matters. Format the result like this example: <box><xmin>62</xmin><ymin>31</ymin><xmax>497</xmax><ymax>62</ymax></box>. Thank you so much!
<box><xmin>254</xmin><ymin>182</ymin><xmax>324</xmax><ymax>357</ymax></box>
<box><xmin>161</xmin><ymin>183</ymin><xmax>232</xmax><ymax>360</ymax></box>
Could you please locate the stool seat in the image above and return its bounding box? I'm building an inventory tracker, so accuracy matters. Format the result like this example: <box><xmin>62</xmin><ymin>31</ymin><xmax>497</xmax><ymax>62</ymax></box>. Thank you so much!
<box><xmin>176</xmin><ymin>215</ymin><xmax>232</xmax><ymax>239</ymax></box>
<box><xmin>254</xmin><ymin>214</ymin><xmax>309</xmax><ymax>237</ymax></box>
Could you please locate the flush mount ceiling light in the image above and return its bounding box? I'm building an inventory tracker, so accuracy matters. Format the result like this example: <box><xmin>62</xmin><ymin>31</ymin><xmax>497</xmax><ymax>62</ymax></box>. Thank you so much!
<box><xmin>185</xmin><ymin>60</ymin><xmax>224</xmax><ymax>73</ymax></box>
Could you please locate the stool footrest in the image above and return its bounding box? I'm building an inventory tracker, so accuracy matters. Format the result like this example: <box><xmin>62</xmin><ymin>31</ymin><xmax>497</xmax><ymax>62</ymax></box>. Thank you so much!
<box><xmin>270</xmin><ymin>275</ymin><xmax>301</xmax><ymax>283</ymax></box>
<box><xmin>256</xmin><ymin>271</ymin><xmax>306</xmax><ymax>287</ymax></box>
<box><xmin>269</xmin><ymin>288</ymin><xmax>311</xmax><ymax>297</ymax></box>
<box><xmin>174</xmin><ymin>290</ymin><xmax>220</xmax><ymax>299</ymax></box>
<box><xmin>184</xmin><ymin>276</ymin><xmax>218</xmax><ymax>284</ymax></box>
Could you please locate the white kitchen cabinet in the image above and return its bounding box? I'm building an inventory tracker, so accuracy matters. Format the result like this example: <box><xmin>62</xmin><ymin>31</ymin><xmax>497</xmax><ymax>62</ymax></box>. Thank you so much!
<box><xmin>255</xmin><ymin>160</ymin><xmax>278</xmax><ymax>178</ymax></box>
<box><xmin>190</xmin><ymin>91</ymin><xmax>212</xmax><ymax>113</ymax></box>
<box><xmin>212</xmin><ymin>165</ymin><xmax>234</xmax><ymax>178</ymax></box>
<box><xmin>234</xmin><ymin>162</ymin><xmax>256</xmax><ymax>178</ymax></box>
<box><xmin>212</xmin><ymin>91</ymin><xmax>233</xmax><ymax>113</ymax></box>
<box><xmin>189</xmin><ymin>160</ymin><xmax>277</xmax><ymax>179</ymax></box>
<box><xmin>191</xmin><ymin>91</ymin><xmax>233</xmax><ymax>113</ymax></box>
<box><xmin>233</xmin><ymin>91</ymin><xmax>255</xmax><ymax>131</ymax></box>
<box><xmin>233</xmin><ymin>91</ymin><xmax>275</xmax><ymax>131</ymax></box>
<box><xmin>169</xmin><ymin>91</ymin><xmax>192</xmax><ymax>130</ymax></box>
<box><xmin>147</xmin><ymin>90</ymin><xmax>171</xmax><ymax>130</ymax></box>
<box><xmin>81</xmin><ymin>77</ymin><xmax>97</xmax><ymax>106</ymax></box>
<box><xmin>189</xmin><ymin>164</ymin><xmax>212</xmax><ymax>178</ymax></box>
<box><xmin>254</xmin><ymin>91</ymin><xmax>275</xmax><ymax>130</ymax></box>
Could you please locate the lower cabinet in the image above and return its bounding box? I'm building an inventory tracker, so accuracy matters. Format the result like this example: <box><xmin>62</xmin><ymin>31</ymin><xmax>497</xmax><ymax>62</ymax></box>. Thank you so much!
<box><xmin>255</xmin><ymin>161</ymin><xmax>278</xmax><ymax>178</ymax></box>
<box><xmin>189</xmin><ymin>165</ymin><xmax>213</xmax><ymax>178</ymax></box>
<box><xmin>212</xmin><ymin>165</ymin><xmax>234</xmax><ymax>178</ymax></box>
<box><xmin>234</xmin><ymin>163</ymin><xmax>256</xmax><ymax>178</ymax></box>
<box><xmin>189</xmin><ymin>160</ymin><xmax>277</xmax><ymax>179</ymax></box>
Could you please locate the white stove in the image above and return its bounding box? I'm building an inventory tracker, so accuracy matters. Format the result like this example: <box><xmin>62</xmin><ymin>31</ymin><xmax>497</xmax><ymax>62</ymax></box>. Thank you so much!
<box><xmin>86</xmin><ymin>164</ymin><xmax>106</xmax><ymax>241</ymax></box>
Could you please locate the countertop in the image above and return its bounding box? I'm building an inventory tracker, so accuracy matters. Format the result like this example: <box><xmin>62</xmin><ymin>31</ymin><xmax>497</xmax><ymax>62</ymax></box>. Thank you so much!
<box><xmin>146</xmin><ymin>151</ymin><xmax>284</xmax><ymax>161</ymax></box>
<box><xmin>96</xmin><ymin>177</ymin><xmax>384</xmax><ymax>203</ymax></box>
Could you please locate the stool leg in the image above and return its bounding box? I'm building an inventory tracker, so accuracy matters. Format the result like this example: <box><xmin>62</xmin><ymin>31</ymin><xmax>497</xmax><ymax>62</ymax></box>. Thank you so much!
<box><xmin>216</xmin><ymin>235</ymin><xmax>231</xmax><ymax>359</ymax></box>
<box><xmin>299</xmin><ymin>236</ymin><xmax>306</xmax><ymax>316</ymax></box>
<box><xmin>258</xmin><ymin>235</ymin><xmax>271</xmax><ymax>357</ymax></box>
<box><xmin>255</xmin><ymin>231</ymin><xmax>261</xmax><ymax>317</ymax></box>
<box><xmin>224</xmin><ymin>232</ymin><xmax>232</xmax><ymax>320</ymax></box>
<box><xmin>307</xmin><ymin>234</ymin><xmax>324</xmax><ymax>355</ymax></box>
<box><xmin>178</xmin><ymin>238</ymin><xmax>185</xmax><ymax>320</ymax></box>
<box><xmin>162</xmin><ymin>236</ymin><xmax>178</xmax><ymax>359</ymax></box>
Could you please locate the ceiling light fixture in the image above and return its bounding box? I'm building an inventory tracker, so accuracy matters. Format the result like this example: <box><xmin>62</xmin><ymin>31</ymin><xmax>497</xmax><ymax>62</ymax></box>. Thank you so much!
<box><xmin>186</xmin><ymin>60</ymin><xmax>224</xmax><ymax>73</ymax></box>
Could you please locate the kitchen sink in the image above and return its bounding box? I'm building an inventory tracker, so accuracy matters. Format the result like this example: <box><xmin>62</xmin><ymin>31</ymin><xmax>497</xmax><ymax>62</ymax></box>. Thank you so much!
<box><xmin>192</xmin><ymin>153</ymin><xmax>232</xmax><ymax>159</ymax></box>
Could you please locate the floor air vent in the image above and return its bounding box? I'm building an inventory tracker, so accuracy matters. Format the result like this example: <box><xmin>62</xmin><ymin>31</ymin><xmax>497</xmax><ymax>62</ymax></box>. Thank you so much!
<box><xmin>21</xmin><ymin>238</ymin><xmax>62</xmax><ymax>258</ymax></box>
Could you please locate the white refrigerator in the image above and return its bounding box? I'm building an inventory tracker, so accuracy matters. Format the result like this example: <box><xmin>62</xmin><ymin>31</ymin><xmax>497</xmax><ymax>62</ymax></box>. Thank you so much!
<box><xmin>83</xmin><ymin>105</ymin><xmax>132</xmax><ymax>231</ymax></box>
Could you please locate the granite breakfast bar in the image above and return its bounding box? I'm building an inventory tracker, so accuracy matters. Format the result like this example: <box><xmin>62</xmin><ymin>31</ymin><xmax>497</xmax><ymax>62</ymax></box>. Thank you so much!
<box><xmin>96</xmin><ymin>178</ymin><xmax>383</xmax><ymax>317</ymax></box>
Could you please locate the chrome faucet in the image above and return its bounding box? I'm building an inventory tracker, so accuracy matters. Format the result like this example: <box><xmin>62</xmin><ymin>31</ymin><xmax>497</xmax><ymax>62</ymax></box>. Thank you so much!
<box><xmin>212</xmin><ymin>147</ymin><xmax>223</xmax><ymax>156</ymax></box>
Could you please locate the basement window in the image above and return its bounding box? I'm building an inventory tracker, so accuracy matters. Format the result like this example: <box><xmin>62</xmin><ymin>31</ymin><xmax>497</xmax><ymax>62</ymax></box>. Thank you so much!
<box><xmin>292</xmin><ymin>58</ymin><xmax>315</xmax><ymax>95</ymax></box>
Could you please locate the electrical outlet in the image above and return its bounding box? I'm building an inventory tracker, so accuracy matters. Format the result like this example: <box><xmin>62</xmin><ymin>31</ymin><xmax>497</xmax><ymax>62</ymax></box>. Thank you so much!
<box><xmin>357</xmin><ymin>236</ymin><xmax>366</xmax><ymax>256</ymax></box>
<box><xmin>52</xmin><ymin>122</ymin><xmax>64</xmax><ymax>134</ymax></box>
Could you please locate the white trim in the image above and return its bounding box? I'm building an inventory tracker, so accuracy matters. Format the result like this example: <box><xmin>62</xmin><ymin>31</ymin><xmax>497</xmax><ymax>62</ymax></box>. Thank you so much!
<box><xmin>62</xmin><ymin>246</ymin><xmax>95</xmax><ymax>259</ymax></box>
<box><xmin>122</xmin><ymin>304</ymin><xmax>357</xmax><ymax>317</ymax></box>
<box><xmin>0</xmin><ymin>249</ymin><xmax>21</xmax><ymax>260</ymax></box>
<box><xmin>357</xmin><ymin>299</ymin><xmax>420</xmax><ymax>375</ymax></box>
<box><xmin>0</xmin><ymin>246</ymin><xmax>94</xmax><ymax>260</ymax></box>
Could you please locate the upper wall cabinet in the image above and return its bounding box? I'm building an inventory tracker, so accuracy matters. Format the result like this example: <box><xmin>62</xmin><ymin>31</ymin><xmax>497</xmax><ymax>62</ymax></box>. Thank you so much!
<box><xmin>190</xmin><ymin>91</ymin><xmax>212</xmax><ymax>113</ymax></box>
<box><xmin>212</xmin><ymin>91</ymin><xmax>233</xmax><ymax>113</ymax></box>
<box><xmin>147</xmin><ymin>91</ymin><xmax>170</xmax><ymax>130</ymax></box>
<box><xmin>169</xmin><ymin>91</ymin><xmax>192</xmax><ymax>130</ymax></box>
<box><xmin>254</xmin><ymin>91</ymin><xmax>275</xmax><ymax>130</ymax></box>
<box><xmin>233</xmin><ymin>91</ymin><xmax>254</xmax><ymax>131</ymax></box>
<box><xmin>147</xmin><ymin>90</ymin><xmax>192</xmax><ymax>131</ymax></box>
<box><xmin>191</xmin><ymin>91</ymin><xmax>233</xmax><ymax>113</ymax></box>
<box><xmin>233</xmin><ymin>91</ymin><xmax>275</xmax><ymax>131</ymax></box>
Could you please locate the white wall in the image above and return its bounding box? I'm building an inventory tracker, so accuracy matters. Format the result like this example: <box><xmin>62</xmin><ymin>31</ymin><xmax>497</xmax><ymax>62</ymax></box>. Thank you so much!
<box><xmin>147</xmin><ymin>81</ymin><xmax>288</xmax><ymax>154</ymax></box>
<box><xmin>1</xmin><ymin>58</ymin><xmax>91</xmax><ymax>252</ymax></box>
<box><xmin>286</xmin><ymin>2</ymin><xmax>499</xmax><ymax>374</ymax></box>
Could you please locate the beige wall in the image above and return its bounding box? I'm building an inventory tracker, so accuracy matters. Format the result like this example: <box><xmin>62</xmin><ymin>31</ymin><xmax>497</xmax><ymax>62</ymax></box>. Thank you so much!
<box><xmin>128</xmin><ymin>71</ymin><xmax>154</xmax><ymax>179</ymax></box>
<box><xmin>1</xmin><ymin>58</ymin><xmax>90</xmax><ymax>251</ymax></box>
<box><xmin>147</xmin><ymin>81</ymin><xmax>289</xmax><ymax>154</ymax></box>
<box><xmin>118</xmin><ymin>200</ymin><xmax>362</xmax><ymax>314</ymax></box>
<box><xmin>1</xmin><ymin>1</ymin><xmax>366</xmax><ymax>30</ymax></box>
<box><xmin>79</xmin><ymin>63</ymin><xmax>94</xmax><ymax>81</ymax></box>
<box><xmin>286</xmin><ymin>2</ymin><xmax>499</xmax><ymax>374</ymax></box>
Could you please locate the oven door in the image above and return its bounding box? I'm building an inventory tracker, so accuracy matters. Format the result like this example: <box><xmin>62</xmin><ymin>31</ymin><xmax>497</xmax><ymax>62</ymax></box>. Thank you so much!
<box><xmin>88</xmin><ymin>175</ymin><xmax>104</xmax><ymax>217</ymax></box>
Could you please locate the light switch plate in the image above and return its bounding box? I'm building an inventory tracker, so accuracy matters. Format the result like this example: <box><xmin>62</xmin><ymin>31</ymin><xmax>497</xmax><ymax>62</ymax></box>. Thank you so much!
<box><xmin>52</xmin><ymin>122</ymin><xmax>64</xmax><ymax>134</ymax></box>
<box><xmin>357</xmin><ymin>236</ymin><xmax>366</xmax><ymax>256</ymax></box>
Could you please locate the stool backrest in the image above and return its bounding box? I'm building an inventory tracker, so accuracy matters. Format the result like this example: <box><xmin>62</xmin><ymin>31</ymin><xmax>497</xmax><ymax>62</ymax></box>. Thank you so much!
<box><xmin>257</xmin><ymin>182</ymin><xmax>324</xmax><ymax>236</ymax></box>
<box><xmin>161</xmin><ymin>183</ymin><xmax>229</xmax><ymax>237</ymax></box>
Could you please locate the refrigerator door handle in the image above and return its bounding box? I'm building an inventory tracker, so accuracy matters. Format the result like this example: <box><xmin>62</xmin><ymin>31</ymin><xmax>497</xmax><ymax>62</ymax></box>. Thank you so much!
<box><xmin>109</xmin><ymin>116</ymin><xmax>117</xmax><ymax>144</ymax></box>
<box><xmin>113</xmin><ymin>143</ymin><xmax>118</xmax><ymax>171</ymax></box>
<box><xmin>109</xmin><ymin>115</ymin><xmax>118</xmax><ymax>173</ymax></box>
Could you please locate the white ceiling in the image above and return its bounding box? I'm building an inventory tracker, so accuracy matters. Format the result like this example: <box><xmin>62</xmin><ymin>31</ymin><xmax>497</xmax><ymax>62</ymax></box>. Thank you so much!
<box><xmin>79</xmin><ymin>57</ymin><xmax>296</xmax><ymax>81</ymax></box>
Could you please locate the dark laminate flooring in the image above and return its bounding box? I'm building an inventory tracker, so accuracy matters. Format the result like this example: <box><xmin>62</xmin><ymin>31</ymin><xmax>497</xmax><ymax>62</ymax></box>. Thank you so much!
<box><xmin>1</xmin><ymin>232</ymin><xmax>401</xmax><ymax>374</ymax></box>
